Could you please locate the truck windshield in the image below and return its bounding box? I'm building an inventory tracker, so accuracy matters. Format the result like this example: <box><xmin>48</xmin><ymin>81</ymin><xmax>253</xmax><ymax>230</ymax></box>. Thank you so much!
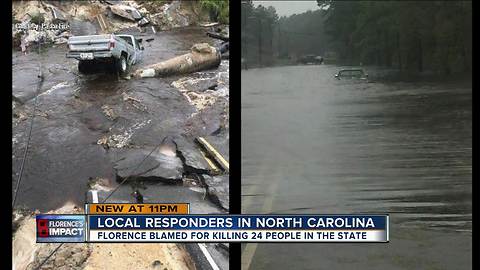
<box><xmin>134</xmin><ymin>39</ymin><xmax>141</xmax><ymax>49</ymax></box>
<box><xmin>119</xmin><ymin>36</ymin><xmax>133</xmax><ymax>46</ymax></box>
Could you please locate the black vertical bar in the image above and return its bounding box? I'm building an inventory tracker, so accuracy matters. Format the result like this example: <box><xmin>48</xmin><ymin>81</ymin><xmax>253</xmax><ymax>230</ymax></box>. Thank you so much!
<box><xmin>229</xmin><ymin>1</ymin><xmax>242</xmax><ymax>270</ymax></box>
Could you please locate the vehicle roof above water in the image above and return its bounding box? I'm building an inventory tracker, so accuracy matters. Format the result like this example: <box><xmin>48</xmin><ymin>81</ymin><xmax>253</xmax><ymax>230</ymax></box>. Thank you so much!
<box><xmin>338</xmin><ymin>68</ymin><xmax>365</xmax><ymax>73</ymax></box>
<box><xmin>336</xmin><ymin>68</ymin><xmax>367</xmax><ymax>76</ymax></box>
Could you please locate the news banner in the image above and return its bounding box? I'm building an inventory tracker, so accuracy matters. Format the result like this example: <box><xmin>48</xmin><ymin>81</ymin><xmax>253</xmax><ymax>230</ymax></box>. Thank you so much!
<box><xmin>36</xmin><ymin>204</ymin><xmax>389</xmax><ymax>243</ymax></box>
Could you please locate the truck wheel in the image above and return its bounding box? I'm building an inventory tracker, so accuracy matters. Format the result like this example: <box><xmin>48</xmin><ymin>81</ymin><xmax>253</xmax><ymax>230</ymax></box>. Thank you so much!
<box><xmin>116</xmin><ymin>55</ymin><xmax>128</xmax><ymax>76</ymax></box>
<box><xmin>78</xmin><ymin>60</ymin><xmax>92</xmax><ymax>74</ymax></box>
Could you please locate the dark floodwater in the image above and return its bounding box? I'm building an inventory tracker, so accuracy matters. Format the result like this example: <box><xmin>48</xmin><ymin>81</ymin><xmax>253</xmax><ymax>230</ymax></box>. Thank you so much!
<box><xmin>241</xmin><ymin>65</ymin><xmax>471</xmax><ymax>269</ymax></box>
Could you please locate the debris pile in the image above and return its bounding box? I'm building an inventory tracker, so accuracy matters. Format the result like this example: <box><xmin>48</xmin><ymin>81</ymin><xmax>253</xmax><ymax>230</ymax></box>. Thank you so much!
<box><xmin>13</xmin><ymin>1</ymin><xmax>71</xmax><ymax>51</ymax></box>
<box><xmin>12</xmin><ymin>98</ymin><xmax>28</xmax><ymax>124</ymax></box>
<box><xmin>12</xmin><ymin>0</ymin><xmax>212</xmax><ymax>53</ymax></box>
<box><xmin>173</xmin><ymin>61</ymin><xmax>228</xmax><ymax>110</ymax></box>
<box><xmin>97</xmin><ymin>119</ymin><xmax>151</xmax><ymax>149</ymax></box>
<box><xmin>87</xmin><ymin>177</ymin><xmax>113</xmax><ymax>192</ymax></box>
<box><xmin>101</xmin><ymin>104</ymin><xmax>117</xmax><ymax>121</ymax></box>
<box><xmin>140</xmin><ymin>0</ymin><xmax>211</xmax><ymax>30</ymax></box>
<box><xmin>172</xmin><ymin>59</ymin><xmax>229</xmax><ymax>137</ymax></box>
<box><xmin>148</xmin><ymin>1</ymin><xmax>189</xmax><ymax>30</ymax></box>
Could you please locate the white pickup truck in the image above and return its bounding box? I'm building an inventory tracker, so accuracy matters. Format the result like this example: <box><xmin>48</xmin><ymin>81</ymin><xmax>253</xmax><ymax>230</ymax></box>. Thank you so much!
<box><xmin>66</xmin><ymin>34</ymin><xmax>144</xmax><ymax>75</ymax></box>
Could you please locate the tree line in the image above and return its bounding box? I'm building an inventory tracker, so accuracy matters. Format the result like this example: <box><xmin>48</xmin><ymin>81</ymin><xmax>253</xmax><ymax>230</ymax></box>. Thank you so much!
<box><xmin>241</xmin><ymin>1</ymin><xmax>278</xmax><ymax>67</ymax></box>
<box><xmin>241</xmin><ymin>1</ymin><xmax>472</xmax><ymax>75</ymax></box>
<box><xmin>199</xmin><ymin>0</ymin><xmax>229</xmax><ymax>23</ymax></box>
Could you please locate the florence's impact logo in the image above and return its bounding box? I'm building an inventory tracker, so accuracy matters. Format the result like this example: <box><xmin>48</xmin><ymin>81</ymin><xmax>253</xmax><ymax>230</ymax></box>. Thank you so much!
<box><xmin>36</xmin><ymin>215</ymin><xmax>85</xmax><ymax>243</ymax></box>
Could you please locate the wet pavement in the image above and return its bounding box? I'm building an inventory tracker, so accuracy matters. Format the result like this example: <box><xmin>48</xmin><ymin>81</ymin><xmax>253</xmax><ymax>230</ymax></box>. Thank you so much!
<box><xmin>12</xmin><ymin>26</ymin><xmax>228</xmax><ymax>213</ymax></box>
<box><xmin>241</xmin><ymin>65</ymin><xmax>471</xmax><ymax>269</ymax></box>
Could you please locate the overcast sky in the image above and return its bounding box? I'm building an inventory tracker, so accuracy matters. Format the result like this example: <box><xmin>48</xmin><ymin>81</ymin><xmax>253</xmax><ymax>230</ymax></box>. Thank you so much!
<box><xmin>253</xmin><ymin>1</ymin><xmax>319</xmax><ymax>17</ymax></box>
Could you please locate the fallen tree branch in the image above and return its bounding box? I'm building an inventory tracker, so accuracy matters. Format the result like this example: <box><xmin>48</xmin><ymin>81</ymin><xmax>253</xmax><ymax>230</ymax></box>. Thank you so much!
<box><xmin>206</xmin><ymin>31</ymin><xmax>229</xmax><ymax>42</ymax></box>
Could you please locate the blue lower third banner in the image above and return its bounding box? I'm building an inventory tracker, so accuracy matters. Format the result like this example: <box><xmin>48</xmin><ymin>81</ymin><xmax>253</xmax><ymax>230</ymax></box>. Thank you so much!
<box><xmin>36</xmin><ymin>215</ymin><xmax>86</xmax><ymax>243</ymax></box>
<box><xmin>87</xmin><ymin>215</ymin><xmax>389</xmax><ymax>243</ymax></box>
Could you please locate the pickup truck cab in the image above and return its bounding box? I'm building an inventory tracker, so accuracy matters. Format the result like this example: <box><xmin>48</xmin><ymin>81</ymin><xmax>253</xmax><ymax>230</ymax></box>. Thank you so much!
<box><xmin>66</xmin><ymin>34</ymin><xmax>144</xmax><ymax>75</ymax></box>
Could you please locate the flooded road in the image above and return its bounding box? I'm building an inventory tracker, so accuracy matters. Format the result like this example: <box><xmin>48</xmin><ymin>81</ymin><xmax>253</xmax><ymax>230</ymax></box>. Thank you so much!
<box><xmin>12</xmin><ymin>27</ymin><xmax>227</xmax><ymax>212</ymax></box>
<box><xmin>241</xmin><ymin>65</ymin><xmax>471</xmax><ymax>269</ymax></box>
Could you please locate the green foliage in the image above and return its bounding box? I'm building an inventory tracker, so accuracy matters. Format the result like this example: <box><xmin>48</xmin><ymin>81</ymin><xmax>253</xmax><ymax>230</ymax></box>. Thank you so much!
<box><xmin>242</xmin><ymin>1</ymin><xmax>471</xmax><ymax>74</ymax></box>
<box><xmin>12</xmin><ymin>14</ymin><xmax>20</xmax><ymax>24</ymax></box>
<box><xmin>29</xmin><ymin>12</ymin><xmax>45</xmax><ymax>25</ymax></box>
<box><xmin>200</xmin><ymin>0</ymin><xmax>229</xmax><ymax>23</ymax></box>
<box><xmin>246</xmin><ymin>0</ymin><xmax>472</xmax><ymax>74</ymax></box>
<box><xmin>276</xmin><ymin>9</ymin><xmax>326</xmax><ymax>60</ymax></box>
<box><xmin>319</xmin><ymin>1</ymin><xmax>472</xmax><ymax>74</ymax></box>
<box><xmin>242</xmin><ymin>2</ymin><xmax>279</xmax><ymax>67</ymax></box>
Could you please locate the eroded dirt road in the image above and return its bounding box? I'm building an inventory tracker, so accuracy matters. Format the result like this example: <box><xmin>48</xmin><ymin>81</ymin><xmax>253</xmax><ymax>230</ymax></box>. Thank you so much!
<box><xmin>13</xmin><ymin>26</ymin><xmax>228</xmax><ymax>214</ymax></box>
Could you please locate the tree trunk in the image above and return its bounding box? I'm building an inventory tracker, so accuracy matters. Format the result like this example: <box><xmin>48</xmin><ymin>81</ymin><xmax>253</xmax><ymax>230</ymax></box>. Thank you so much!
<box><xmin>134</xmin><ymin>43</ymin><xmax>220</xmax><ymax>78</ymax></box>
<box><xmin>418</xmin><ymin>37</ymin><xmax>423</xmax><ymax>72</ymax></box>
<box><xmin>462</xmin><ymin>45</ymin><xmax>468</xmax><ymax>72</ymax></box>
<box><xmin>397</xmin><ymin>31</ymin><xmax>402</xmax><ymax>70</ymax></box>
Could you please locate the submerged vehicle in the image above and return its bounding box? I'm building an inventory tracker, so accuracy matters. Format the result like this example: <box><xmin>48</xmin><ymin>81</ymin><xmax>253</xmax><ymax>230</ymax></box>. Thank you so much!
<box><xmin>298</xmin><ymin>54</ymin><xmax>324</xmax><ymax>65</ymax></box>
<box><xmin>335</xmin><ymin>69</ymin><xmax>368</xmax><ymax>80</ymax></box>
